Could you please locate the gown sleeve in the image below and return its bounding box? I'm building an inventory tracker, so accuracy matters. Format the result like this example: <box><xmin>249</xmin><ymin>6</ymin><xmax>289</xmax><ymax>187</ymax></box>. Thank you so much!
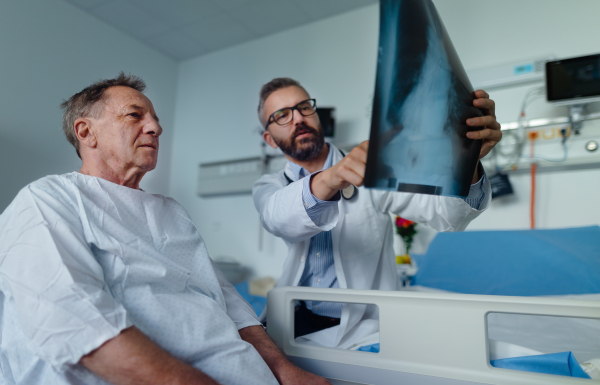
<box><xmin>210</xmin><ymin>260</ymin><xmax>262</xmax><ymax>330</ymax></box>
<box><xmin>0</xmin><ymin>183</ymin><xmax>130</xmax><ymax>370</ymax></box>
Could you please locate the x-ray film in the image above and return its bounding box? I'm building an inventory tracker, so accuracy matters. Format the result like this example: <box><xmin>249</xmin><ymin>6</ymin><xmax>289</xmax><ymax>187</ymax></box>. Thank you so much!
<box><xmin>364</xmin><ymin>0</ymin><xmax>483</xmax><ymax>198</ymax></box>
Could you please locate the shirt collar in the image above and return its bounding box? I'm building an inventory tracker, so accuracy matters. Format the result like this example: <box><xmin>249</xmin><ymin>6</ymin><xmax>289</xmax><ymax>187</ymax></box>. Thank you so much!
<box><xmin>287</xmin><ymin>143</ymin><xmax>334</xmax><ymax>180</ymax></box>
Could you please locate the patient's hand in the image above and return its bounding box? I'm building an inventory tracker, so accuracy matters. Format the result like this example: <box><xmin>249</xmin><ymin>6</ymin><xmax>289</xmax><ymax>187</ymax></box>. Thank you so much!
<box><xmin>238</xmin><ymin>325</ymin><xmax>331</xmax><ymax>385</ymax></box>
<box><xmin>278</xmin><ymin>364</ymin><xmax>332</xmax><ymax>385</ymax></box>
<box><xmin>80</xmin><ymin>326</ymin><xmax>220</xmax><ymax>385</ymax></box>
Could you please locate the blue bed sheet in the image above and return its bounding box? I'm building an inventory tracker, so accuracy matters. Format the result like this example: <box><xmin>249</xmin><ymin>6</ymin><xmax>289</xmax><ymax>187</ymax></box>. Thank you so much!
<box><xmin>357</xmin><ymin>343</ymin><xmax>380</xmax><ymax>353</ymax></box>
<box><xmin>234</xmin><ymin>281</ymin><xmax>267</xmax><ymax>316</ymax></box>
<box><xmin>412</xmin><ymin>226</ymin><xmax>600</xmax><ymax>296</ymax></box>
<box><xmin>491</xmin><ymin>351</ymin><xmax>590</xmax><ymax>379</ymax></box>
<box><xmin>355</xmin><ymin>345</ymin><xmax>592</xmax><ymax>379</ymax></box>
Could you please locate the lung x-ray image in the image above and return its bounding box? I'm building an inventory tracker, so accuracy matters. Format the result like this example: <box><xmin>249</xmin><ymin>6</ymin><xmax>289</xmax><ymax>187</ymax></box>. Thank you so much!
<box><xmin>364</xmin><ymin>0</ymin><xmax>483</xmax><ymax>198</ymax></box>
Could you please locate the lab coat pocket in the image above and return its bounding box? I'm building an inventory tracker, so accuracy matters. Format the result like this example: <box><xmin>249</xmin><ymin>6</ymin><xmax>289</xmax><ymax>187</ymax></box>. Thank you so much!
<box><xmin>339</xmin><ymin>207</ymin><xmax>383</xmax><ymax>260</ymax></box>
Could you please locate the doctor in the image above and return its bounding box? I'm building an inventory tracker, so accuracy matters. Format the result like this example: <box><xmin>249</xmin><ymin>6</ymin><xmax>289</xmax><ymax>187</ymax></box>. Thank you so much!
<box><xmin>253</xmin><ymin>78</ymin><xmax>501</xmax><ymax>346</ymax></box>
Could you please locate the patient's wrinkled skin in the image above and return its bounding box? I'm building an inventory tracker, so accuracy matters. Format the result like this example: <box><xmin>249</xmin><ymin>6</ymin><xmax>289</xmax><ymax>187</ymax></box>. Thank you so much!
<box><xmin>75</xmin><ymin>86</ymin><xmax>162</xmax><ymax>189</ymax></box>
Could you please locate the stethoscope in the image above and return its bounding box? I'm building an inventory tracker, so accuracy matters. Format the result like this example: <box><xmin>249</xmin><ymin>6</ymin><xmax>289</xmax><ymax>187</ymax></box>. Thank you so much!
<box><xmin>283</xmin><ymin>149</ymin><xmax>358</xmax><ymax>200</ymax></box>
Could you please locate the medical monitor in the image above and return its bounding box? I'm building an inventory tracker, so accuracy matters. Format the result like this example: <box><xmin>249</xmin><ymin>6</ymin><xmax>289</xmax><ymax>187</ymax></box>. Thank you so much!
<box><xmin>546</xmin><ymin>53</ymin><xmax>600</xmax><ymax>106</ymax></box>
<box><xmin>316</xmin><ymin>107</ymin><xmax>335</xmax><ymax>137</ymax></box>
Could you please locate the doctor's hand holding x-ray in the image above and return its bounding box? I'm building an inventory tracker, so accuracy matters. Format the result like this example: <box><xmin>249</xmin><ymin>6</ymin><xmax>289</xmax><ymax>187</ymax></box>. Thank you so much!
<box><xmin>310</xmin><ymin>89</ymin><xmax>502</xmax><ymax>201</ymax></box>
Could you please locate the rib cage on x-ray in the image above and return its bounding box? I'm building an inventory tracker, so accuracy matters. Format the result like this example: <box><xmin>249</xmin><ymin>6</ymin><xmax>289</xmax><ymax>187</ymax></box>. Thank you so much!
<box><xmin>364</xmin><ymin>0</ymin><xmax>483</xmax><ymax>198</ymax></box>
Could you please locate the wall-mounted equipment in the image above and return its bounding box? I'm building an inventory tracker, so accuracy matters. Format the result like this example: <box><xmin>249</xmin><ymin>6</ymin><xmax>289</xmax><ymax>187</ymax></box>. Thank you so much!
<box><xmin>468</xmin><ymin>55</ymin><xmax>554</xmax><ymax>90</ymax></box>
<box><xmin>197</xmin><ymin>155</ymin><xmax>288</xmax><ymax>197</ymax></box>
<box><xmin>197</xmin><ymin>142</ymin><xmax>358</xmax><ymax>198</ymax></box>
<box><xmin>316</xmin><ymin>107</ymin><xmax>335</xmax><ymax>137</ymax></box>
<box><xmin>546</xmin><ymin>53</ymin><xmax>600</xmax><ymax>106</ymax></box>
<box><xmin>546</xmin><ymin>53</ymin><xmax>600</xmax><ymax>134</ymax></box>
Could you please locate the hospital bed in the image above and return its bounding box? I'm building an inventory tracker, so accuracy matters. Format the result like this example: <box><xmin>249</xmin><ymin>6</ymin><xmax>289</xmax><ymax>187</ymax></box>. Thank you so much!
<box><xmin>265</xmin><ymin>226</ymin><xmax>600</xmax><ymax>384</ymax></box>
<box><xmin>267</xmin><ymin>287</ymin><xmax>600</xmax><ymax>384</ymax></box>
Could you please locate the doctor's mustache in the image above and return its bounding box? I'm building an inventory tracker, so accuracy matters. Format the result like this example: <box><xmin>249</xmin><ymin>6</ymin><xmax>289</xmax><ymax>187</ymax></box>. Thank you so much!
<box><xmin>292</xmin><ymin>123</ymin><xmax>321</xmax><ymax>141</ymax></box>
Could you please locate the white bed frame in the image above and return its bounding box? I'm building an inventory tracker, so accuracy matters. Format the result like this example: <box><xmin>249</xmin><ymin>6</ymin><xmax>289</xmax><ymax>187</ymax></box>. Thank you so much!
<box><xmin>267</xmin><ymin>287</ymin><xmax>600</xmax><ymax>385</ymax></box>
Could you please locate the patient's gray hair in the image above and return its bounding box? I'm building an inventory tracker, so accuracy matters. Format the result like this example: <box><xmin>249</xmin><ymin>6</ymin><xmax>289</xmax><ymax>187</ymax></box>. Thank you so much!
<box><xmin>257</xmin><ymin>77</ymin><xmax>308</xmax><ymax>128</ymax></box>
<box><xmin>60</xmin><ymin>72</ymin><xmax>146</xmax><ymax>158</ymax></box>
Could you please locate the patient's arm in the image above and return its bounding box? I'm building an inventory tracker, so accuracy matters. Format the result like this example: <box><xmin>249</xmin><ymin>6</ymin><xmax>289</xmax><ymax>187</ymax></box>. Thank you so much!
<box><xmin>239</xmin><ymin>325</ymin><xmax>331</xmax><ymax>385</ymax></box>
<box><xmin>80</xmin><ymin>326</ymin><xmax>220</xmax><ymax>385</ymax></box>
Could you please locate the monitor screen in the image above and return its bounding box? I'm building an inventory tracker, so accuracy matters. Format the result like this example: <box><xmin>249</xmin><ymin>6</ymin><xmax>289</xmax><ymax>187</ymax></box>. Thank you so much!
<box><xmin>546</xmin><ymin>54</ymin><xmax>600</xmax><ymax>102</ymax></box>
<box><xmin>316</xmin><ymin>107</ymin><xmax>335</xmax><ymax>137</ymax></box>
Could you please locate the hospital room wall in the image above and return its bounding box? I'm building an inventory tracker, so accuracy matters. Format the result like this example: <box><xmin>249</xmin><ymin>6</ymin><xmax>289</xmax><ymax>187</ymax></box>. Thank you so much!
<box><xmin>434</xmin><ymin>0</ymin><xmax>600</xmax><ymax>231</ymax></box>
<box><xmin>170</xmin><ymin>0</ymin><xmax>600</xmax><ymax>279</ymax></box>
<box><xmin>170</xmin><ymin>5</ymin><xmax>380</xmax><ymax>279</ymax></box>
<box><xmin>0</xmin><ymin>0</ymin><xmax>178</xmax><ymax>212</ymax></box>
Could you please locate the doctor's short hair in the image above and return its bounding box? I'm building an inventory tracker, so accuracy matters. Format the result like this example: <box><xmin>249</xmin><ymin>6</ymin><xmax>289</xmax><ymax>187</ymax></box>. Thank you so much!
<box><xmin>60</xmin><ymin>72</ymin><xmax>147</xmax><ymax>158</ymax></box>
<box><xmin>257</xmin><ymin>77</ymin><xmax>309</xmax><ymax>128</ymax></box>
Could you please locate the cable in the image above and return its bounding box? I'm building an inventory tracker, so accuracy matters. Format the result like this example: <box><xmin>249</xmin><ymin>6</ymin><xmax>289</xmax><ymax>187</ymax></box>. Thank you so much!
<box><xmin>518</xmin><ymin>127</ymin><xmax>570</xmax><ymax>164</ymax></box>
<box><xmin>530</xmin><ymin>162</ymin><xmax>536</xmax><ymax>229</ymax></box>
<box><xmin>497</xmin><ymin>87</ymin><xmax>574</xmax><ymax>171</ymax></box>
<box><xmin>498</xmin><ymin>86</ymin><xmax>546</xmax><ymax>171</ymax></box>
<box><xmin>528</xmin><ymin>131</ymin><xmax>538</xmax><ymax>229</ymax></box>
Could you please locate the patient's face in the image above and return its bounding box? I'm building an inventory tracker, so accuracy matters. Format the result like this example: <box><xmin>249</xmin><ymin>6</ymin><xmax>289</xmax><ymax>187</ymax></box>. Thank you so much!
<box><xmin>91</xmin><ymin>86</ymin><xmax>162</xmax><ymax>174</ymax></box>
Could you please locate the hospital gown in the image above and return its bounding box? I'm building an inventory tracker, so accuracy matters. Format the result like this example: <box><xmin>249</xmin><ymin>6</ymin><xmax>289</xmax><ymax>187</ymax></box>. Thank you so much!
<box><xmin>0</xmin><ymin>172</ymin><xmax>278</xmax><ymax>385</ymax></box>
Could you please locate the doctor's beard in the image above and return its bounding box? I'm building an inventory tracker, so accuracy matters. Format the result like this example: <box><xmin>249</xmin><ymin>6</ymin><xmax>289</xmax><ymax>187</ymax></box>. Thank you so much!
<box><xmin>274</xmin><ymin>122</ymin><xmax>325</xmax><ymax>161</ymax></box>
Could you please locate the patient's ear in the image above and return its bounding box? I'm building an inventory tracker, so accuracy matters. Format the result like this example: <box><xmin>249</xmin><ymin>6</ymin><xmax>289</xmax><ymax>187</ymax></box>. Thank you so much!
<box><xmin>74</xmin><ymin>118</ymin><xmax>97</xmax><ymax>149</ymax></box>
<box><xmin>263</xmin><ymin>130</ymin><xmax>279</xmax><ymax>149</ymax></box>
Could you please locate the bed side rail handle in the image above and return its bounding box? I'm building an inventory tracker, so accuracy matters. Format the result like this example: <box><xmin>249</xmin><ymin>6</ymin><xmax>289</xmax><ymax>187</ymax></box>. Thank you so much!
<box><xmin>267</xmin><ymin>287</ymin><xmax>600</xmax><ymax>385</ymax></box>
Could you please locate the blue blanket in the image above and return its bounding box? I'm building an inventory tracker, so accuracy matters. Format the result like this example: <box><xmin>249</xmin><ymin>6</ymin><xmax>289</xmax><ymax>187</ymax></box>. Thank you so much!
<box><xmin>234</xmin><ymin>281</ymin><xmax>267</xmax><ymax>316</ymax></box>
<box><xmin>358</xmin><ymin>344</ymin><xmax>590</xmax><ymax>379</ymax></box>
<box><xmin>412</xmin><ymin>226</ymin><xmax>600</xmax><ymax>296</ymax></box>
<box><xmin>355</xmin><ymin>345</ymin><xmax>591</xmax><ymax>379</ymax></box>
<box><xmin>491</xmin><ymin>351</ymin><xmax>590</xmax><ymax>379</ymax></box>
<box><xmin>357</xmin><ymin>343</ymin><xmax>380</xmax><ymax>353</ymax></box>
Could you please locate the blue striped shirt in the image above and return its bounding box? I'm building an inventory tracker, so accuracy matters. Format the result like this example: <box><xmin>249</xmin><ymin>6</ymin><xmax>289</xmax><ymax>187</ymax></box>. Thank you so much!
<box><xmin>290</xmin><ymin>145</ymin><xmax>487</xmax><ymax>318</ymax></box>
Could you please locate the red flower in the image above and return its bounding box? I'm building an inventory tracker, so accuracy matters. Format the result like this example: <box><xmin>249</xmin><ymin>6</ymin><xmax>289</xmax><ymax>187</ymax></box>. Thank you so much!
<box><xmin>395</xmin><ymin>216</ymin><xmax>418</xmax><ymax>255</ymax></box>
<box><xmin>396</xmin><ymin>217</ymin><xmax>414</xmax><ymax>228</ymax></box>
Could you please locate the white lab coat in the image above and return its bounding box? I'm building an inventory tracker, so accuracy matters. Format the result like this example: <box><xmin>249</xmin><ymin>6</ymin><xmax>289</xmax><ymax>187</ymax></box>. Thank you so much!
<box><xmin>253</xmin><ymin>144</ymin><xmax>491</xmax><ymax>347</ymax></box>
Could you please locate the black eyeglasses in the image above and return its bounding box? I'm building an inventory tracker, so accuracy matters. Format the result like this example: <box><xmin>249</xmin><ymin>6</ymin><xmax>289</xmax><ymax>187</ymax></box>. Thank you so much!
<box><xmin>265</xmin><ymin>99</ymin><xmax>317</xmax><ymax>129</ymax></box>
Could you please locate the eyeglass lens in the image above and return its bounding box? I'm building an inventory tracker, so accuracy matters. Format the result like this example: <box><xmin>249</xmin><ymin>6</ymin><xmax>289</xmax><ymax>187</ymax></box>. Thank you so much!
<box><xmin>273</xmin><ymin>100</ymin><xmax>316</xmax><ymax>126</ymax></box>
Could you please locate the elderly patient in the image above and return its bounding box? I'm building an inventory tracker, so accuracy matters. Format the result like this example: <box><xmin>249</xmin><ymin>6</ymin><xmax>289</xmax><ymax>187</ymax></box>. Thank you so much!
<box><xmin>0</xmin><ymin>74</ymin><xmax>329</xmax><ymax>385</ymax></box>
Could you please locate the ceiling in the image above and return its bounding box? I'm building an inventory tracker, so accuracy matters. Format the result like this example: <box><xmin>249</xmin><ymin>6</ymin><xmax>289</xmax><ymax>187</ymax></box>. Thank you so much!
<box><xmin>64</xmin><ymin>0</ymin><xmax>378</xmax><ymax>61</ymax></box>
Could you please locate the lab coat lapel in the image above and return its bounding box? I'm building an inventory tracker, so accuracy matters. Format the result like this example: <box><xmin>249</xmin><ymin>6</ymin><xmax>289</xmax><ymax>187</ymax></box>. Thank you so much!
<box><xmin>291</xmin><ymin>240</ymin><xmax>310</xmax><ymax>286</ymax></box>
<box><xmin>329</xmin><ymin>145</ymin><xmax>346</xmax><ymax>275</ymax></box>
<box><xmin>330</xmin><ymin>144</ymin><xmax>347</xmax><ymax>287</ymax></box>
<box><xmin>332</xmin><ymin>198</ymin><xmax>368</xmax><ymax>348</ymax></box>
<box><xmin>281</xmin><ymin>162</ymin><xmax>311</xmax><ymax>287</ymax></box>
<box><xmin>283</xmin><ymin>162</ymin><xmax>295</xmax><ymax>183</ymax></box>
<box><xmin>330</xmin><ymin>145</ymin><xmax>351</xmax><ymax>346</ymax></box>
<box><xmin>287</xmin><ymin>145</ymin><xmax>358</xmax><ymax>346</ymax></box>
<box><xmin>331</xmin><ymin>200</ymin><xmax>350</xmax><ymax>347</ymax></box>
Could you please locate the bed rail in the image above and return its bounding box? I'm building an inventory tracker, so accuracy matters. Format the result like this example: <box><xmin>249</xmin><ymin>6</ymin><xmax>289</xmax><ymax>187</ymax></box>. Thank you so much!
<box><xmin>267</xmin><ymin>287</ymin><xmax>600</xmax><ymax>385</ymax></box>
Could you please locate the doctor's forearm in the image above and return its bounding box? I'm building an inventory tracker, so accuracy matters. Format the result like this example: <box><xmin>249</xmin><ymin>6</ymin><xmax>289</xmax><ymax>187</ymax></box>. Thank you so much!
<box><xmin>310</xmin><ymin>170</ymin><xmax>341</xmax><ymax>201</ymax></box>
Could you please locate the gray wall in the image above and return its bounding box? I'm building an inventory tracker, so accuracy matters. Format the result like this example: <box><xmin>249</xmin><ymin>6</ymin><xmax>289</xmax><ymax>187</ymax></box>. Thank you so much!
<box><xmin>0</xmin><ymin>0</ymin><xmax>178</xmax><ymax>211</ymax></box>
<box><xmin>170</xmin><ymin>1</ymin><xmax>600</xmax><ymax>279</ymax></box>
<box><xmin>3</xmin><ymin>0</ymin><xmax>600</xmax><ymax>279</ymax></box>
